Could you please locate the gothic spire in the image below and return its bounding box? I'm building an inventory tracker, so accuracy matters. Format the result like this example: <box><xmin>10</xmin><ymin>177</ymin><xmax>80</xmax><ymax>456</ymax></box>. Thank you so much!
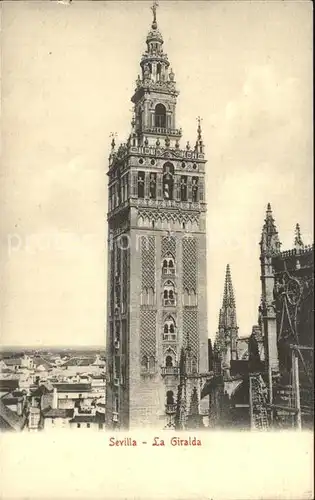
<box><xmin>215</xmin><ymin>264</ymin><xmax>238</xmax><ymax>371</ymax></box>
<box><xmin>294</xmin><ymin>223</ymin><xmax>304</xmax><ymax>250</ymax></box>
<box><xmin>195</xmin><ymin>116</ymin><xmax>204</xmax><ymax>153</ymax></box>
<box><xmin>222</xmin><ymin>263</ymin><xmax>236</xmax><ymax>311</ymax></box>
<box><xmin>260</xmin><ymin>203</ymin><xmax>281</xmax><ymax>256</ymax></box>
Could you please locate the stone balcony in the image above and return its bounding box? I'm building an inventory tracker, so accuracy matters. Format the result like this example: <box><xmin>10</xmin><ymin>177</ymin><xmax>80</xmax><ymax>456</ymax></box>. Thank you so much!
<box><xmin>161</xmin><ymin>366</ymin><xmax>179</xmax><ymax>377</ymax></box>
<box><xmin>142</xmin><ymin>126</ymin><xmax>182</xmax><ymax>137</ymax></box>
<box><xmin>165</xmin><ymin>403</ymin><xmax>177</xmax><ymax>414</ymax></box>
<box><xmin>131</xmin><ymin>197</ymin><xmax>204</xmax><ymax>212</ymax></box>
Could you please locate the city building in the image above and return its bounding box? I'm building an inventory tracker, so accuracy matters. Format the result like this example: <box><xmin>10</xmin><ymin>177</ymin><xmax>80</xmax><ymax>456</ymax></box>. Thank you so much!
<box><xmin>105</xmin><ymin>3</ymin><xmax>209</xmax><ymax>429</ymax></box>
<box><xmin>0</xmin><ymin>349</ymin><xmax>106</xmax><ymax>432</ymax></box>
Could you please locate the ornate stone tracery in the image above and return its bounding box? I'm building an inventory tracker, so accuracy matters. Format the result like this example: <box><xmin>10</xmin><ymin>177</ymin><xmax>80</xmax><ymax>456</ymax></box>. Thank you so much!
<box><xmin>140</xmin><ymin>309</ymin><xmax>157</xmax><ymax>364</ymax></box>
<box><xmin>141</xmin><ymin>235</ymin><xmax>156</xmax><ymax>291</ymax></box>
<box><xmin>183</xmin><ymin>309</ymin><xmax>199</xmax><ymax>357</ymax></box>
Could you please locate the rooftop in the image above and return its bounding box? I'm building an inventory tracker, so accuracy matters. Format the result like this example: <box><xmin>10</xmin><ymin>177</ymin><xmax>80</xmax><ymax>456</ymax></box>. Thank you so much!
<box><xmin>62</xmin><ymin>357</ymin><xmax>96</xmax><ymax>367</ymax></box>
<box><xmin>2</xmin><ymin>358</ymin><xmax>23</xmax><ymax>366</ymax></box>
<box><xmin>0</xmin><ymin>379</ymin><xmax>20</xmax><ymax>392</ymax></box>
<box><xmin>52</xmin><ymin>383</ymin><xmax>92</xmax><ymax>393</ymax></box>
<box><xmin>43</xmin><ymin>407</ymin><xmax>74</xmax><ymax>419</ymax></box>
<box><xmin>0</xmin><ymin>400</ymin><xmax>26</xmax><ymax>431</ymax></box>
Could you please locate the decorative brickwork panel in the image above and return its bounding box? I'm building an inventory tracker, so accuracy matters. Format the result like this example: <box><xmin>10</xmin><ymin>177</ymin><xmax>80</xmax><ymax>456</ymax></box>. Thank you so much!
<box><xmin>183</xmin><ymin>309</ymin><xmax>199</xmax><ymax>357</ymax></box>
<box><xmin>161</xmin><ymin>236</ymin><xmax>176</xmax><ymax>259</ymax></box>
<box><xmin>182</xmin><ymin>238</ymin><xmax>197</xmax><ymax>290</ymax></box>
<box><xmin>141</xmin><ymin>236</ymin><xmax>156</xmax><ymax>290</ymax></box>
<box><xmin>140</xmin><ymin>309</ymin><xmax>157</xmax><ymax>358</ymax></box>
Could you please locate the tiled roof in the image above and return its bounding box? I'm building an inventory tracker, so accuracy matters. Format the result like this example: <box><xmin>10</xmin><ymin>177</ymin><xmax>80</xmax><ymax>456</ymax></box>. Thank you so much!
<box><xmin>62</xmin><ymin>357</ymin><xmax>96</xmax><ymax>367</ymax></box>
<box><xmin>0</xmin><ymin>379</ymin><xmax>19</xmax><ymax>392</ymax></box>
<box><xmin>53</xmin><ymin>383</ymin><xmax>91</xmax><ymax>392</ymax></box>
<box><xmin>1</xmin><ymin>393</ymin><xmax>24</xmax><ymax>405</ymax></box>
<box><xmin>33</xmin><ymin>357</ymin><xmax>53</xmax><ymax>369</ymax></box>
<box><xmin>43</xmin><ymin>408</ymin><xmax>74</xmax><ymax>419</ymax></box>
<box><xmin>2</xmin><ymin>358</ymin><xmax>22</xmax><ymax>366</ymax></box>
<box><xmin>30</xmin><ymin>383</ymin><xmax>54</xmax><ymax>396</ymax></box>
<box><xmin>0</xmin><ymin>400</ymin><xmax>26</xmax><ymax>431</ymax></box>
<box><xmin>69</xmin><ymin>415</ymin><xmax>97</xmax><ymax>423</ymax></box>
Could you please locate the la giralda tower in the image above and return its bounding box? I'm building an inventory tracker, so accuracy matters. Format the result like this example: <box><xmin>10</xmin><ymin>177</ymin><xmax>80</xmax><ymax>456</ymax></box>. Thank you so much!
<box><xmin>105</xmin><ymin>2</ymin><xmax>208</xmax><ymax>430</ymax></box>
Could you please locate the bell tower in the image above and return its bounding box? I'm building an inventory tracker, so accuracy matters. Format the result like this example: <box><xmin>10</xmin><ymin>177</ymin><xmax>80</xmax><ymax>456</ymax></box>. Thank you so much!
<box><xmin>105</xmin><ymin>2</ymin><xmax>208</xmax><ymax>430</ymax></box>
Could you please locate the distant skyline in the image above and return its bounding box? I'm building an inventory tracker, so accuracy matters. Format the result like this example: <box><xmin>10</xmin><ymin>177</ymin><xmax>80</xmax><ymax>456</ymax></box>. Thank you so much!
<box><xmin>0</xmin><ymin>1</ymin><xmax>313</xmax><ymax>347</ymax></box>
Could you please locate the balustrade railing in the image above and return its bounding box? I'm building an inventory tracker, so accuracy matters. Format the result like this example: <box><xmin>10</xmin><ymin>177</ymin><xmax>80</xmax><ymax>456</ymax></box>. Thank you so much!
<box><xmin>165</xmin><ymin>403</ymin><xmax>177</xmax><ymax>414</ymax></box>
<box><xmin>161</xmin><ymin>366</ymin><xmax>179</xmax><ymax>376</ymax></box>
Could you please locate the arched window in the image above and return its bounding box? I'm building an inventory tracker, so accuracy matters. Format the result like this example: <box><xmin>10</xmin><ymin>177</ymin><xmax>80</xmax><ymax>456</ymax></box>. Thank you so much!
<box><xmin>166</xmin><ymin>390</ymin><xmax>174</xmax><ymax>405</ymax></box>
<box><xmin>141</xmin><ymin>355</ymin><xmax>148</xmax><ymax>371</ymax></box>
<box><xmin>162</xmin><ymin>255</ymin><xmax>175</xmax><ymax>275</ymax></box>
<box><xmin>163</xmin><ymin>316</ymin><xmax>176</xmax><ymax>341</ymax></box>
<box><xmin>180</xmin><ymin>176</ymin><xmax>187</xmax><ymax>201</ymax></box>
<box><xmin>157</xmin><ymin>63</ymin><xmax>162</xmax><ymax>81</ymax></box>
<box><xmin>163</xmin><ymin>281</ymin><xmax>176</xmax><ymax>306</ymax></box>
<box><xmin>163</xmin><ymin>163</ymin><xmax>174</xmax><ymax>200</ymax></box>
<box><xmin>155</xmin><ymin>103</ymin><xmax>166</xmax><ymax>128</ymax></box>
<box><xmin>149</xmin><ymin>173</ymin><xmax>156</xmax><ymax>199</ymax></box>
<box><xmin>165</xmin><ymin>356</ymin><xmax>173</xmax><ymax>368</ymax></box>
<box><xmin>137</xmin><ymin>172</ymin><xmax>145</xmax><ymax>199</ymax></box>
<box><xmin>192</xmin><ymin>177</ymin><xmax>199</xmax><ymax>202</ymax></box>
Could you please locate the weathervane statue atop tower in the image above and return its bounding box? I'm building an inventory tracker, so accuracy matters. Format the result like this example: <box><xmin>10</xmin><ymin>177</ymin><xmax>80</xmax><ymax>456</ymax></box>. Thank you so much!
<box><xmin>151</xmin><ymin>0</ymin><xmax>158</xmax><ymax>29</ymax></box>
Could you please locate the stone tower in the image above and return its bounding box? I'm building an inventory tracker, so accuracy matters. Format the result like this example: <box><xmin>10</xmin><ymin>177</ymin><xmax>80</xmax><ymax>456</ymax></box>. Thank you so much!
<box><xmin>259</xmin><ymin>203</ymin><xmax>281</xmax><ymax>373</ymax></box>
<box><xmin>105</xmin><ymin>3</ymin><xmax>208</xmax><ymax>430</ymax></box>
<box><xmin>215</xmin><ymin>264</ymin><xmax>238</xmax><ymax>376</ymax></box>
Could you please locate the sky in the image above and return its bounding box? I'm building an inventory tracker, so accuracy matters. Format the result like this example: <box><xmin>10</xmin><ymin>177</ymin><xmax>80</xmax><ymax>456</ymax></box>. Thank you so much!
<box><xmin>0</xmin><ymin>0</ymin><xmax>313</xmax><ymax>347</ymax></box>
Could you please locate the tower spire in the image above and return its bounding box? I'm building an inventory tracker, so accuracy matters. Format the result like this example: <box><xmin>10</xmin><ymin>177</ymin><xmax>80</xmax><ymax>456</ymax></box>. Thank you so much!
<box><xmin>222</xmin><ymin>263</ymin><xmax>236</xmax><ymax>311</ymax></box>
<box><xmin>294</xmin><ymin>223</ymin><xmax>304</xmax><ymax>250</ymax></box>
<box><xmin>195</xmin><ymin>116</ymin><xmax>204</xmax><ymax>153</ymax></box>
<box><xmin>151</xmin><ymin>0</ymin><xmax>158</xmax><ymax>29</ymax></box>
<box><xmin>215</xmin><ymin>264</ymin><xmax>238</xmax><ymax>376</ymax></box>
<box><xmin>260</xmin><ymin>203</ymin><xmax>281</xmax><ymax>257</ymax></box>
